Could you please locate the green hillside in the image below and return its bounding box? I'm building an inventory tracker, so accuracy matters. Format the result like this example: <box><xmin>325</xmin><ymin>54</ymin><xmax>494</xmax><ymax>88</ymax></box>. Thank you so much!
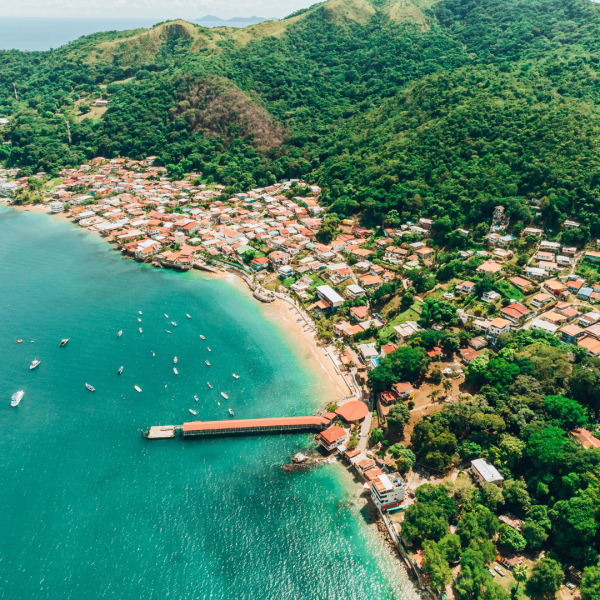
<box><xmin>2</xmin><ymin>0</ymin><xmax>600</xmax><ymax>230</ymax></box>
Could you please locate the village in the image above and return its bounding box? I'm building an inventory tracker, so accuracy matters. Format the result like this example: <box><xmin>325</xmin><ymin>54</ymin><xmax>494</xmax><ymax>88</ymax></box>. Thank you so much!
<box><xmin>2</xmin><ymin>158</ymin><xmax>599</xmax><ymax>599</ymax></box>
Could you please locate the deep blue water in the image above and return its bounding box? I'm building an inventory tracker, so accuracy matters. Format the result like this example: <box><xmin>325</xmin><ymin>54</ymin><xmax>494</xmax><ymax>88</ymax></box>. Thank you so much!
<box><xmin>0</xmin><ymin>207</ymin><xmax>417</xmax><ymax>600</ymax></box>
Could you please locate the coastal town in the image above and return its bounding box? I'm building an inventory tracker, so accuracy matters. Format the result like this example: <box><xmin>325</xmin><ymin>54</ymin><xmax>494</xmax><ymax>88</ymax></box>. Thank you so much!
<box><xmin>2</xmin><ymin>158</ymin><xmax>599</xmax><ymax>599</ymax></box>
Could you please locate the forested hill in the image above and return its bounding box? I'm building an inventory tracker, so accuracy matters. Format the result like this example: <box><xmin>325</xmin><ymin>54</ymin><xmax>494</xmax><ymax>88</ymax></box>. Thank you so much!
<box><xmin>3</xmin><ymin>0</ymin><xmax>600</xmax><ymax>231</ymax></box>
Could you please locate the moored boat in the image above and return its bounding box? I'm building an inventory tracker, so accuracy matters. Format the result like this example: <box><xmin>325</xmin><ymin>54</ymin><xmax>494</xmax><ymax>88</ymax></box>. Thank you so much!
<box><xmin>173</xmin><ymin>367</ymin><xmax>178</xmax><ymax>374</ymax></box>
<box><xmin>60</xmin><ymin>338</ymin><xmax>69</xmax><ymax>347</ymax></box>
<box><xmin>233</xmin><ymin>374</ymin><xmax>239</xmax><ymax>379</ymax></box>
<box><xmin>139</xmin><ymin>311</ymin><xmax>142</xmax><ymax>315</ymax></box>
<box><xmin>221</xmin><ymin>392</ymin><xmax>229</xmax><ymax>399</ymax></box>
<box><xmin>164</xmin><ymin>314</ymin><xmax>169</xmax><ymax>318</ymax></box>
<box><xmin>186</xmin><ymin>314</ymin><xmax>191</xmax><ymax>319</ymax></box>
<box><xmin>139</xmin><ymin>328</ymin><xmax>143</xmax><ymax>333</ymax></box>
<box><xmin>30</xmin><ymin>359</ymin><xmax>40</xmax><ymax>370</ymax></box>
<box><xmin>135</xmin><ymin>385</ymin><xmax>142</xmax><ymax>392</ymax></box>
<box><xmin>117</xmin><ymin>330</ymin><xmax>123</xmax><ymax>337</ymax></box>
<box><xmin>207</xmin><ymin>382</ymin><xmax>213</xmax><ymax>388</ymax></box>
<box><xmin>138</xmin><ymin>318</ymin><xmax>142</xmax><ymax>322</ymax></box>
<box><xmin>200</xmin><ymin>335</ymin><xmax>205</xmax><ymax>340</ymax></box>
<box><xmin>207</xmin><ymin>347</ymin><xmax>211</xmax><ymax>352</ymax></box>
<box><xmin>228</xmin><ymin>408</ymin><xmax>234</xmax><ymax>416</ymax></box>
<box><xmin>118</xmin><ymin>366</ymin><xmax>124</xmax><ymax>375</ymax></box>
<box><xmin>205</xmin><ymin>360</ymin><xmax>210</xmax><ymax>366</ymax></box>
<box><xmin>86</xmin><ymin>383</ymin><xmax>95</xmax><ymax>392</ymax></box>
<box><xmin>194</xmin><ymin>394</ymin><xmax>199</xmax><ymax>402</ymax></box>
<box><xmin>11</xmin><ymin>391</ymin><xmax>24</xmax><ymax>407</ymax></box>
<box><xmin>174</xmin><ymin>357</ymin><xmax>178</xmax><ymax>364</ymax></box>
<box><xmin>189</xmin><ymin>409</ymin><xmax>197</xmax><ymax>415</ymax></box>
<box><xmin>17</xmin><ymin>339</ymin><xmax>23</xmax><ymax>344</ymax></box>
<box><xmin>166</xmin><ymin>330</ymin><xmax>171</xmax><ymax>333</ymax></box>
<box><xmin>171</xmin><ymin>321</ymin><xmax>177</xmax><ymax>327</ymax></box>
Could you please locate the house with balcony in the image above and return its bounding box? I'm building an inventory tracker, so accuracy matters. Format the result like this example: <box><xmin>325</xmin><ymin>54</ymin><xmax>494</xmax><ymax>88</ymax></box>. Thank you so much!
<box><xmin>561</xmin><ymin>324</ymin><xmax>586</xmax><ymax>345</ymax></box>
<box><xmin>456</xmin><ymin>281</ymin><xmax>477</xmax><ymax>295</ymax></box>
<box><xmin>500</xmin><ymin>302</ymin><xmax>533</xmax><ymax>325</ymax></box>
<box><xmin>317</xmin><ymin>426</ymin><xmax>347</xmax><ymax>452</ymax></box>
<box><xmin>531</xmin><ymin>293</ymin><xmax>553</xmax><ymax>309</ymax></box>
<box><xmin>371</xmin><ymin>474</ymin><xmax>406</xmax><ymax>511</ymax></box>
<box><xmin>487</xmin><ymin>318</ymin><xmax>511</xmax><ymax>339</ymax></box>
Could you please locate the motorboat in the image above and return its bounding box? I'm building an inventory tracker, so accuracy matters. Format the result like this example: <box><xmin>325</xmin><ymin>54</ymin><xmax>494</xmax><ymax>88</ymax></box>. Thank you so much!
<box><xmin>228</xmin><ymin>408</ymin><xmax>234</xmax><ymax>416</ymax></box>
<box><xmin>207</xmin><ymin>382</ymin><xmax>213</xmax><ymax>388</ymax></box>
<box><xmin>205</xmin><ymin>360</ymin><xmax>210</xmax><ymax>366</ymax></box>
<box><xmin>194</xmin><ymin>394</ymin><xmax>199</xmax><ymax>402</ymax></box>
<box><xmin>138</xmin><ymin>318</ymin><xmax>142</xmax><ymax>322</ymax></box>
<box><xmin>60</xmin><ymin>338</ymin><xmax>69</xmax><ymax>347</ymax></box>
<box><xmin>221</xmin><ymin>392</ymin><xmax>229</xmax><ymax>399</ymax></box>
<box><xmin>117</xmin><ymin>331</ymin><xmax>123</xmax><ymax>337</ymax></box>
<box><xmin>86</xmin><ymin>383</ymin><xmax>95</xmax><ymax>392</ymax></box>
<box><xmin>174</xmin><ymin>357</ymin><xmax>178</xmax><ymax>364</ymax></box>
<box><xmin>118</xmin><ymin>366</ymin><xmax>124</xmax><ymax>375</ymax></box>
<box><xmin>164</xmin><ymin>314</ymin><xmax>169</xmax><ymax>318</ymax></box>
<box><xmin>171</xmin><ymin>321</ymin><xmax>177</xmax><ymax>327</ymax></box>
<box><xmin>11</xmin><ymin>391</ymin><xmax>24</xmax><ymax>407</ymax></box>
<box><xmin>207</xmin><ymin>347</ymin><xmax>211</xmax><ymax>352</ymax></box>
<box><xmin>139</xmin><ymin>328</ymin><xmax>143</xmax><ymax>333</ymax></box>
<box><xmin>152</xmin><ymin>352</ymin><xmax>155</xmax><ymax>356</ymax></box>
<box><xmin>135</xmin><ymin>385</ymin><xmax>142</xmax><ymax>392</ymax></box>
<box><xmin>186</xmin><ymin>314</ymin><xmax>191</xmax><ymax>319</ymax></box>
<box><xmin>200</xmin><ymin>335</ymin><xmax>205</xmax><ymax>340</ymax></box>
<box><xmin>166</xmin><ymin>330</ymin><xmax>171</xmax><ymax>334</ymax></box>
<box><xmin>189</xmin><ymin>409</ymin><xmax>197</xmax><ymax>415</ymax></box>
<box><xmin>17</xmin><ymin>339</ymin><xmax>23</xmax><ymax>344</ymax></box>
<box><xmin>139</xmin><ymin>311</ymin><xmax>142</xmax><ymax>315</ymax></box>
<box><xmin>233</xmin><ymin>374</ymin><xmax>239</xmax><ymax>379</ymax></box>
<box><xmin>30</xmin><ymin>359</ymin><xmax>41</xmax><ymax>370</ymax></box>
<box><xmin>173</xmin><ymin>368</ymin><xmax>178</xmax><ymax>375</ymax></box>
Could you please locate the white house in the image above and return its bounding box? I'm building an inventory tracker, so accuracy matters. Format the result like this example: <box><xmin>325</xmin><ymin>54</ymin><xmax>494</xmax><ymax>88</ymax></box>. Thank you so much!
<box><xmin>487</xmin><ymin>318</ymin><xmax>511</xmax><ymax>339</ymax></box>
<box><xmin>316</xmin><ymin>285</ymin><xmax>344</xmax><ymax>309</ymax></box>
<box><xmin>371</xmin><ymin>474</ymin><xmax>406</xmax><ymax>510</ymax></box>
<box><xmin>346</xmin><ymin>284</ymin><xmax>366</xmax><ymax>299</ymax></box>
<box><xmin>471</xmin><ymin>459</ymin><xmax>504</xmax><ymax>487</ymax></box>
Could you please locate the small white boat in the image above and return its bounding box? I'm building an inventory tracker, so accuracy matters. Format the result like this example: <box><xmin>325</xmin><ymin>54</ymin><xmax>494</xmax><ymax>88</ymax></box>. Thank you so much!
<box><xmin>60</xmin><ymin>338</ymin><xmax>69</xmax><ymax>347</ymax></box>
<box><xmin>30</xmin><ymin>359</ymin><xmax>40</xmax><ymax>370</ymax></box>
<box><xmin>138</xmin><ymin>318</ymin><xmax>142</xmax><ymax>322</ymax></box>
<box><xmin>186</xmin><ymin>314</ymin><xmax>191</xmax><ymax>319</ymax></box>
<box><xmin>117</xmin><ymin>330</ymin><xmax>123</xmax><ymax>337</ymax></box>
<box><xmin>233</xmin><ymin>374</ymin><xmax>239</xmax><ymax>379</ymax></box>
<box><xmin>221</xmin><ymin>392</ymin><xmax>229</xmax><ymax>399</ymax></box>
<box><xmin>11</xmin><ymin>391</ymin><xmax>24</xmax><ymax>407</ymax></box>
<box><xmin>200</xmin><ymin>335</ymin><xmax>205</xmax><ymax>340</ymax></box>
<box><xmin>166</xmin><ymin>330</ymin><xmax>171</xmax><ymax>334</ymax></box>
<box><xmin>207</xmin><ymin>347</ymin><xmax>211</xmax><ymax>352</ymax></box>
<box><xmin>86</xmin><ymin>383</ymin><xmax>95</xmax><ymax>392</ymax></box>
<box><xmin>207</xmin><ymin>382</ymin><xmax>213</xmax><ymax>388</ymax></box>
<box><xmin>139</xmin><ymin>311</ymin><xmax>142</xmax><ymax>315</ymax></box>
<box><xmin>189</xmin><ymin>409</ymin><xmax>197</xmax><ymax>415</ymax></box>
<box><xmin>152</xmin><ymin>352</ymin><xmax>155</xmax><ymax>356</ymax></box>
<box><xmin>118</xmin><ymin>366</ymin><xmax>123</xmax><ymax>375</ymax></box>
<box><xmin>174</xmin><ymin>357</ymin><xmax>178</xmax><ymax>364</ymax></box>
<box><xmin>194</xmin><ymin>394</ymin><xmax>199</xmax><ymax>402</ymax></box>
<box><xmin>228</xmin><ymin>408</ymin><xmax>234</xmax><ymax>416</ymax></box>
<box><xmin>171</xmin><ymin>321</ymin><xmax>177</xmax><ymax>327</ymax></box>
<box><xmin>173</xmin><ymin>368</ymin><xmax>178</xmax><ymax>374</ymax></box>
<box><xmin>205</xmin><ymin>360</ymin><xmax>210</xmax><ymax>366</ymax></box>
<box><xmin>135</xmin><ymin>385</ymin><xmax>142</xmax><ymax>392</ymax></box>
<box><xmin>139</xmin><ymin>328</ymin><xmax>143</xmax><ymax>333</ymax></box>
<box><xmin>164</xmin><ymin>314</ymin><xmax>169</xmax><ymax>318</ymax></box>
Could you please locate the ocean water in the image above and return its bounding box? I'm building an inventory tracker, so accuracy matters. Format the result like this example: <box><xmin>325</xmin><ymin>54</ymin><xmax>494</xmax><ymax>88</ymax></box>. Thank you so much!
<box><xmin>0</xmin><ymin>18</ymin><xmax>267</xmax><ymax>52</ymax></box>
<box><xmin>0</xmin><ymin>207</ymin><xmax>418</xmax><ymax>600</ymax></box>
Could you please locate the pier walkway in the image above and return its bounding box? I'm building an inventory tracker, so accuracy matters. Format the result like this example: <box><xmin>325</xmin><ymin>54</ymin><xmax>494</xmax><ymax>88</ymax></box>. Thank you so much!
<box><xmin>182</xmin><ymin>416</ymin><xmax>329</xmax><ymax>437</ymax></box>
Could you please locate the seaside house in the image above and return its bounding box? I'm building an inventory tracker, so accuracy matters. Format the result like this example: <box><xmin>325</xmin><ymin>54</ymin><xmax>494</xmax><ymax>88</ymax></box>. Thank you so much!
<box><xmin>371</xmin><ymin>474</ymin><xmax>406</xmax><ymax>511</ymax></box>
<box><xmin>317</xmin><ymin>426</ymin><xmax>347</xmax><ymax>452</ymax></box>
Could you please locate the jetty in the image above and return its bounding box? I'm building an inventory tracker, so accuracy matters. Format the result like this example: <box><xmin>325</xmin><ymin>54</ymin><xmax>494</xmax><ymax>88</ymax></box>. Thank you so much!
<box><xmin>144</xmin><ymin>416</ymin><xmax>329</xmax><ymax>439</ymax></box>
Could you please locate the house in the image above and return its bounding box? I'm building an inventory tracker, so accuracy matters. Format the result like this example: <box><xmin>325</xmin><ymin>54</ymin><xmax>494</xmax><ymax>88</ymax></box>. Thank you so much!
<box><xmin>577</xmin><ymin>336</ymin><xmax>600</xmax><ymax>357</ymax></box>
<box><xmin>250</xmin><ymin>256</ymin><xmax>269</xmax><ymax>271</ymax></box>
<box><xmin>380</xmin><ymin>344</ymin><xmax>398</xmax><ymax>357</ymax></box>
<box><xmin>561</xmin><ymin>324</ymin><xmax>586</xmax><ymax>344</ymax></box>
<box><xmin>316</xmin><ymin>285</ymin><xmax>344</xmax><ymax>310</ymax></box>
<box><xmin>525</xmin><ymin>266</ymin><xmax>546</xmax><ymax>280</ymax></box>
<box><xmin>333</xmin><ymin>321</ymin><xmax>353</xmax><ymax>337</ymax></box>
<box><xmin>477</xmin><ymin>261</ymin><xmax>503</xmax><ymax>275</ymax></box>
<box><xmin>499</xmin><ymin>515</ymin><xmax>524</xmax><ymax>531</ymax></box>
<box><xmin>531</xmin><ymin>319</ymin><xmax>559</xmax><ymax>335</ymax></box>
<box><xmin>427</xmin><ymin>346</ymin><xmax>444</xmax><ymax>358</ymax></box>
<box><xmin>350</xmin><ymin>306</ymin><xmax>370</xmax><ymax>322</ymax></box>
<box><xmin>416</xmin><ymin>247</ymin><xmax>435</xmax><ymax>260</ymax></box>
<box><xmin>567</xmin><ymin>280</ymin><xmax>585</xmax><ymax>293</ymax></box>
<box><xmin>578</xmin><ymin>312</ymin><xmax>600</xmax><ymax>327</ymax></box>
<box><xmin>540</xmin><ymin>241</ymin><xmax>561</xmax><ymax>253</ymax></box>
<box><xmin>473</xmin><ymin>319</ymin><xmax>492</xmax><ymax>333</ymax></box>
<box><xmin>459</xmin><ymin>347</ymin><xmax>480</xmax><ymax>364</ymax></box>
<box><xmin>585</xmin><ymin>251</ymin><xmax>600</xmax><ymax>264</ymax></box>
<box><xmin>523</xmin><ymin>227</ymin><xmax>542</xmax><ymax>237</ymax></box>
<box><xmin>578</xmin><ymin>287</ymin><xmax>593</xmax><ymax>301</ymax></box>
<box><xmin>556</xmin><ymin>255</ymin><xmax>571</xmax><ymax>267</ymax></box>
<box><xmin>380</xmin><ymin>390</ymin><xmax>400</xmax><ymax>406</ymax></box>
<box><xmin>563</xmin><ymin>220</ymin><xmax>581</xmax><ymax>230</ymax></box>
<box><xmin>510</xmin><ymin>276</ymin><xmax>533</xmax><ymax>293</ymax></box>
<box><xmin>371</xmin><ymin>474</ymin><xmax>406</xmax><ymax>511</ymax></box>
<box><xmin>358</xmin><ymin>274</ymin><xmax>383</xmax><ymax>288</ymax></box>
<box><xmin>391</xmin><ymin>382</ymin><xmax>415</xmax><ymax>399</ymax></box>
<box><xmin>570</xmin><ymin>428</ymin><xmax>600</xmax><ymax>449</ymax></box>
<box><xmin>500</xmin><ymin>302</ymin><xmax>533</xmax><ymax>325</ymax></box>
<box><xmin>482</xmin><ymin>290</ymin><xmax>501</xmax><ymax>303</ymax></box>
<box><xmin>317</xmin><ymin>426</ymin><xmax>347</xmax><ymax>452</ymax></box>
<box><xmin>585</xmin><ymin>323</ymin><xmax>600</xmax><ymax>340</ymax></box>
<box><xmin>492</xmin><ymin>248</ymin><xmax>513</xmax><ymax>261</ymax></box>
<box><xmin>554</xmin><ymin>302</ymin><xmax>580</xmax><ymax>322</ymax></box>
<box><xmin>487</xmin><ymin>318</ymin><xmax>511</xmax><ymax>339</ymax></box>
<box><xmin>544</xmin><ymin>279</ymin><xmax>568</xmax><ymax>297</ymax></box>
<box><xmin>346</xmin><ymin>284</ymin><xmax>366</xmax><ymax>299</ymax></box>
<box><xmin>469</xmin><ymin>336</ymin><xmax>488</xmax><ymax>350</ymax></box>
<box><xmin>393</xmin><ymin>321</ymin><xmax>423</xmax><ymax>343</ymax></box>
<box><xmin>456</xmin><ymin>281</ymin><xmax>476</xmax><ymax>295</ymax></box>
<box><xmin>531</xmin><ymin>293</ymin><xmax>553</xmax><ymax>309</ymax></box>
<box><xmin>471</xmin><ymin>459</ymin><xmax>504</xmax><ymax>487</ymax></box>
<box><xmin>384</xmin><ymin>246</ymin><xmax>408</xmax><ymax>264</ymax></box>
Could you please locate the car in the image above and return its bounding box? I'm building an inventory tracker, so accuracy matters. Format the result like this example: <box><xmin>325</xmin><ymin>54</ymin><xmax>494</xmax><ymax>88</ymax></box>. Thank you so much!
<box><xmin>488</xmin><ymin>568</ymin><xmax>496</xmax><ymax>578</ymax></box>
<box><xmin>494</xmin><ymin>566</ymin><xmax>505</xmax><ymax>577</ymax></box>
<box><xmin>566</xmin><ymin>582</ymin><xmax>576</xmax><ymax>590</ymax></box>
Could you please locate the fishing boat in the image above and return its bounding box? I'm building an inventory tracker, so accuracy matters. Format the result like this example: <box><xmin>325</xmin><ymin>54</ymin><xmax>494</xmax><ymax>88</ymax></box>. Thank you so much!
<box><xmin>135</xmin><ymin>385</ymin><xmax>142</xmax><ymax>392</ymax></box>
<box><xmin>118</xmin><ymin>366</ymin><xmax>124</xmax><ymax>375</ymax></box>
<box><xmin>11</xmin><ymin>391</ymin><xmax>24</xmax><ymax>407</ymax></box>
<box><xmin>186</xmin><ymin>314</ymin><xmax>191</xmax><ymax>319</ymax></box>
<box><xmin>233</xmin><ymin>374</ymin><xmax>239</xmax><ymax>379</ymax></box>
<box><xmin>207</xmin><ymin>347</ymin><xmax>211</xmax><ymax>352</ymax></box>
<box><xmin>86</xmin><ymin>383</ymin><xmax>95</xmax><ymax>392</ymax></box>
<box><xmin>174</xmin><ymin>357</ymin><xmax>178</xmax><ymax>364</ymax></box>
<box><xmin>117</xmin><ymin>331</ymin><xmax>123</xmax><ymax>337</ymax></box>
<box><xmin>189</xmin><ymin>409</ymin><xmax>197</xmax><ymax>415</ymax></box>
<box><xmin>164</xmin><ymin>314</ymin><xmax>169</xmax><ymax>318</ymax></box>
<box><xmin>17</xmin><ymin>339</ymin><xmax>23</xmax><ymax>344</ymax></box>
<box><xmin>194</xmin><ymin>394</ymin><xmax>199</xmax><ymax>402</ymax></box>
<box><xmin>200</xmin><ymin>335</ymin><xmax>205</xmax><ymax>340</ymax></box>
<box><xmin>207</xmin><ymin>382</ymin><xmax>213</xmax><ymax>388</ymax></box>
<box><xmin>60</xmin><ymin>338</ymin><xmax>69</xmax><ymax>347</ymax></box>
<box><xmin>173</xmin><ymin>368</ymin><xmax>178</xmax><ymax>374</ymax></box>
<box><xmin>139</xmin><ymin>328</ymin><xmax>143</xmax><ymax>333</ymax></box>
<box><xmin>30</xmin><ymin>359</ymin><xmax>41</xmax><ymax>370</ymax></box>
<box><xmin>228</xmin><ymin>408</ymin><xmax>234</xmax><ymax>416</ymax></box>
<box><xmin>171</xmin><ymin>321</ymin><xmax>177</xmax><ymax>327</ymax></box>
<box><xmin>205</xmin><ymin>360</ymin><xmax>210</xmax><ymax>366</ymax></box>
<box><xmin>221</xmin><ymin>392</ymin><xmax>229</xmax><ymax>399</ymax></box>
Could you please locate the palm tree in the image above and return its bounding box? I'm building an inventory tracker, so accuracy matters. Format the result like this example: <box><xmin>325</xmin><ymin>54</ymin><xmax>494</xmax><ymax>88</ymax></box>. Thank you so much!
<box><xmin>442</xmin><ymin>378</ymin><xmax>452</xmax><ymax>396</ymax></box>
<box><xmin>429</xmin><ymin>388</ymin><xmax>442</xmax><ymax>404</ymax></box>
<box><xmin>512</xmin><ymin>564</ymin><xmax>528</xmax><ymax>597</ymax></box>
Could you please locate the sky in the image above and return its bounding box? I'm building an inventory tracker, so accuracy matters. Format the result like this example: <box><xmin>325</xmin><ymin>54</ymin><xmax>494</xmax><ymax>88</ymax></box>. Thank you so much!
<box><xmin>0</xmin><ymin>0</ymin><xmax>318</xmax><ymax>20</ymax></box>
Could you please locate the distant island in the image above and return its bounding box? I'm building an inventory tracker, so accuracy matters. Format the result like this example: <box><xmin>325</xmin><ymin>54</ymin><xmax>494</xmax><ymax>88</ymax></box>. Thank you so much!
<box><xmin>196</xmin><ymin>15</ymin><xmax>277</xmax><ymax>24</ymax></box>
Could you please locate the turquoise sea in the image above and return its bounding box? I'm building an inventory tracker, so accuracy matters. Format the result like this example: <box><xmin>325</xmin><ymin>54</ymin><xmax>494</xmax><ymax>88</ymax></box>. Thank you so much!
<box><xmin>0</xmin><ymin>207</ymin><xmax>417</xmax><ymax>600</ymax></box>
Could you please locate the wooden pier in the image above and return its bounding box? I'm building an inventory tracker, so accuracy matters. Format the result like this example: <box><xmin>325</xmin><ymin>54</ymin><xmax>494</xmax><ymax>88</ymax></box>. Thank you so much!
<box><xmin>146</xmin><ymin>425</ymin><xmax>179</xmax><ymax>439</ymax></box>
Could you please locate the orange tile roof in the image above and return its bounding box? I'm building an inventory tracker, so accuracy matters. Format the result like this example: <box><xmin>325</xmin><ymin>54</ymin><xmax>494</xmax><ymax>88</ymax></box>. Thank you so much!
<box><xmin>182</xmin><ymin>416</ymin><xmax>328</xmax><ymax>432</ymax></box>
<box><xmin>334</xmin><ymin>400</ymin><xmax>368</xmax><ymax>422</ymax></box>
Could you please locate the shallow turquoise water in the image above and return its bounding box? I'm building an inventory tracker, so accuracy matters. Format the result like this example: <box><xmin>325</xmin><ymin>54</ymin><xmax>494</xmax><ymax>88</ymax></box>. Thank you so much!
<box><xmin>0</xmin><ymin>208</ymin><xmax>417</xmax><ymax>600</ymax></box>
